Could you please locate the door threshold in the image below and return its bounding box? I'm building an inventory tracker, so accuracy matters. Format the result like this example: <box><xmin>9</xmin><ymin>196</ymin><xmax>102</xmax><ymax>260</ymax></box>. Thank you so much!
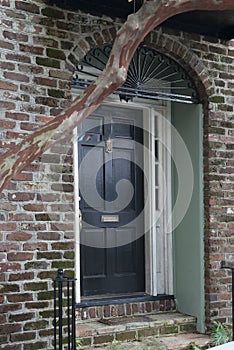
<box><xmin>76</xmin><ymin>293</ymin><xmax>174</xmax><ymax>308</ymax></box>
<box><xmin>82</xmin><ymin>292</ymin><xmax>147</xmax><ymax>301</ymax></box>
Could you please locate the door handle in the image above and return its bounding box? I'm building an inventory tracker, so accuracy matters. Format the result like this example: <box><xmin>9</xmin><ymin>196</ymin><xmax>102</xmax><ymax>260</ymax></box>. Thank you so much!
<box><xmin>79</xmin><ymin>209</ymin><xmax>83</xmax><ymax>231</ymax></box>
<box><xmin>105</xmin><ymin>136</ymin><xmax>112</xmax><ymax>153</ymax></box>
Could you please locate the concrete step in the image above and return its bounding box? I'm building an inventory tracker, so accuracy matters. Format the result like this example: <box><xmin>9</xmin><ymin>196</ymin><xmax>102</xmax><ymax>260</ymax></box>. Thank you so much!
<box><xmin>76</xmin><ymin>311</ymin><xmax>212</xmax><ymax>349</ymax></box>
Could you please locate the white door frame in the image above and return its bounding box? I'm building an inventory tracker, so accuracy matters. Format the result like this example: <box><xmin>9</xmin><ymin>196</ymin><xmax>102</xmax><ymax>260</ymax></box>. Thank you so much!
<box><xmin>73</xmin><ymin>95</ymin><xmax>173</xmax><ymax>302</ymax></box>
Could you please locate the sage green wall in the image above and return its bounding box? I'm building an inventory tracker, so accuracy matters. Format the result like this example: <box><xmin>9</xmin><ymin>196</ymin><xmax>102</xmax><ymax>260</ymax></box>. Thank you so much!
<box><xmin>172</xmin><ymin>103</ymin><xmax>205</xmax><ymax>333</ymax></box>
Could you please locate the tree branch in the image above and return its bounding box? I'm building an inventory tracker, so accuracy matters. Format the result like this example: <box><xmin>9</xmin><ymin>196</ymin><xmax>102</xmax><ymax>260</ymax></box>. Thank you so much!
<box><xmin>0</xmin><ymin>0</ymin><xmax>233</xmax><ymax>193</ymax></box>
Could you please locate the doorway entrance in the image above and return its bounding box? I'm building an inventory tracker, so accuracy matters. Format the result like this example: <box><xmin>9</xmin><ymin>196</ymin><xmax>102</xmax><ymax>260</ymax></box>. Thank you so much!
<box><xmin>78</xmin><ymin>105</ymin><xmax>145</xmax><ymax>296</ymax></box>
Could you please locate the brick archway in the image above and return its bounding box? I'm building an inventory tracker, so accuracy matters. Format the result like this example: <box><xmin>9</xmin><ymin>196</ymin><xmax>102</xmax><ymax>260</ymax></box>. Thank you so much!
<box><xmin>145</xmin><ymin>31</ymin><xmax>211</xmax><ymax>103</ymax></box>
<box><xmin>68</xmin><ymin>27</ymin><xmax>213</xmax><ymax>105</ymax></box>
<box><xmin>67</xmin><ymin>27</ymin><xmax>218</xmax><ymax>329</ymax></box>
<box><xmin>68</xmin><ymin>27</ymin><xmax>117</xmax><ymax>71</ymax></box>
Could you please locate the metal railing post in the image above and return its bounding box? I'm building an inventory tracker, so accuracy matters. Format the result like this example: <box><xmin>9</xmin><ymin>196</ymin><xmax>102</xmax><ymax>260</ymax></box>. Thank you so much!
<box><xmin>53</xmin><ymin>269</ymin><xmax>76</xmax><ymax>350</ymax></box>
<box><xmin>221</xmin><ymin>260</ymin><xmax>234</xmax><ymax>341</ymax></box>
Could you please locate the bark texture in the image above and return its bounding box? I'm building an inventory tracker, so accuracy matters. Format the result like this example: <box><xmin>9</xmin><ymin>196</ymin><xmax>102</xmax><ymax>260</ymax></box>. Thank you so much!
<box><xmin>0</xmin><ymin>0</ymin><xmax>233</xmax><ymax>193</ymax></box>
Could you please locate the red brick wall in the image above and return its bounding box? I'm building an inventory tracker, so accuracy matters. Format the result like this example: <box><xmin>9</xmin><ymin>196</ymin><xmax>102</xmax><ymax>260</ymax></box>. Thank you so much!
<box><xmin>0</xmin><ymin>0</ymin><xmax>233</xmax><ymax>348</ymax></box>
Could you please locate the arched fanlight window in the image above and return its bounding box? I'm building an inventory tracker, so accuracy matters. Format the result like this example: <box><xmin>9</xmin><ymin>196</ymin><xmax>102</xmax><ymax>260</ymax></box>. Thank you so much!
<box><xmin>72</xmin><ymin>44</ymin><xmax>200</xmax><ymax>104</ymax></box>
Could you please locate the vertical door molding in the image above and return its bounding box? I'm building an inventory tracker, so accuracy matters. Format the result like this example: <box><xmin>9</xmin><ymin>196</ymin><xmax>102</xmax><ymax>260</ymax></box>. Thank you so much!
<box><xmin>144</xmin><ymin>103</ymin><xmax>173</xmax><ymax>296</ymax></box>
<box><xmin>73</xmin><ymin>127</ymin><xmax>81</xmax><ymax>303</ymax></box>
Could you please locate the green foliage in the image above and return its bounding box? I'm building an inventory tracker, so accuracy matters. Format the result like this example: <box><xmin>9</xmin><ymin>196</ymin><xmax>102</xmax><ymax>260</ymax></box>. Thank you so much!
<box><xmin>76</xmin><ymin>337</ymin><xmax>83</xmax><ymax>348</ymax></box>
<box><xmin>190</xmin><ymin>343</ymin><xmax>201</xmax><ymax>350</ymax></box>
<box><xmin>210</xmin><ymin>320</ymin><xmax>232</xmax><ymax>346</ymax></box>
<box><xmin>190</xmin><ymin>320</ymin><xmax>232</xmax><ymax>350</ymax></box>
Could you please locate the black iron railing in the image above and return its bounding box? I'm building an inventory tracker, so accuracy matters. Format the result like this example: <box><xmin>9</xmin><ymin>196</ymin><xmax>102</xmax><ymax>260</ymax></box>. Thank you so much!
<box><xmin>221</xmin><ymin>260</ymin><xmax>234</xmax><ymax>341</ymax></box>
<box><xmin>54</xmin><ymin>269</ymin><xmax>76</xmax><ymax>350</ymax></box>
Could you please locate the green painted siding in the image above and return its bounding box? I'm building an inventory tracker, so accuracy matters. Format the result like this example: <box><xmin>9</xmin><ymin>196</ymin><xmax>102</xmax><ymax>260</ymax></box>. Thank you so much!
<box><xmin>172</xmin><ymin>103</ymin><xmax>205</xmax><ymax>333</ymax></box>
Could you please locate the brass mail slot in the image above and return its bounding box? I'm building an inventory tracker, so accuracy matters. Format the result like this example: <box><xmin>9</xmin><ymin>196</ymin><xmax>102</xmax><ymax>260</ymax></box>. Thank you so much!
<box><xmin>101</xmin><ymin>215</ymin><xmax>119</xmax><ymax>223</ymax></box>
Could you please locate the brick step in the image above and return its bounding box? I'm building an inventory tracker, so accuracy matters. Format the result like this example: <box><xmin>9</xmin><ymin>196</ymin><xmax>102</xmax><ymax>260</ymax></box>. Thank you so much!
<box><xmin>76</xmin><ymin>311</ymin><xmax>212</xmax><ymax>349</ymax></box>
<box><xmin>93</xmin><ymin>333</ymin><xmax>212</xmax><ymax>349</ymax></box>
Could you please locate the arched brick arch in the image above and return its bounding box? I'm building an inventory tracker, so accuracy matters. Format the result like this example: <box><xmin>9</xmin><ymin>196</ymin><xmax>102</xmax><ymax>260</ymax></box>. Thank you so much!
<box><xmin>68</xmin><ymin>27</ymin><xmax>216</xmax><ymax>328</ymax></box>
<box><xmin>68</xmin><ymin>26</ymin><xmax>213</xmax><ymax>106</ymax></box>
<box><xmin>144</xmin><ymin>30</ymin><xmax>213</xmax><ymax>104</ymax></box>
<box><xmin>68</xmin><ymin>26</ymin><xmax>117</xmax><ymax>70</ymax></box>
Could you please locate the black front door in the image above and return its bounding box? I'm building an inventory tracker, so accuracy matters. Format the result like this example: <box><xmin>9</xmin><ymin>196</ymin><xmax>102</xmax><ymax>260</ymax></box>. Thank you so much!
<box><xmin>78</xmin><ymin>105</ymin><xmax>145</xmax><ymax>296</ymax></box>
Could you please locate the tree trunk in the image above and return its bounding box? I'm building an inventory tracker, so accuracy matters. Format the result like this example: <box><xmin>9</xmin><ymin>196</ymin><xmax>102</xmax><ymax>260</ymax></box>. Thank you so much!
<box><xmin>0</xmin><ymin>0</ymin><xmax>233</xmax><ymax>193</ymax></box>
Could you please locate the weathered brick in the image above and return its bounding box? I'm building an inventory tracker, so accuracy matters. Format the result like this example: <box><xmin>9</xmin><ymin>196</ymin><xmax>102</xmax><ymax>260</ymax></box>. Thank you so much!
<box><xmin>49</xmin><ymin>69</ymin><xmax>71</xmax><ymax>80</ymax></box>
<box><xmin>42</xmin><ymin>7</ymin><xmax>65</xmax><ymax>19</ymax></box>
<box><xmin>25</xmin><ymin>302</ymin><xmax>49</xmax><ymax>312</ymax></box>
<box><xmin>15</xmin><ymin>1</ymin><xmax>40</xmax><ymax>13</ymax></box>
<box><xmin>23</xmin><ymin>242</ymin><xmax>48</xmax><ymax>251</ymax></box>
<box><xmin>33</xmin><ymin>76</ymin><xmax>57</xmax><ymax>87</ymax></box>
<box><xmin>0</xmin><ymin>81</ymin><xmax>18</xmax><ymax>91</ymax></box>
<box><xmin>39</xmin><ymin>328</ymin><xmax>54</xmax><ymax>337</ymax></box>
<box><xmin>93</xmin><ymin>334</ymin><xmax>114</xmax><ymax>345</ymax></box>
<box><xmin>51</xmin><ymin>183</ymin><xmax>73</xmax><ymax>192</ymax></box>
<box><xmin>33</xmin><ymin>36</ymin><xmax>59</xmax><ymax>48</ymax></box>
<box><xmin>9</xmin><ymin>312</ymin><xmax>35</xmax><ymax>323</ymax></box>
<box><xmin>0</xmin><ymin>61</ymin><xmax>15</xmax><ymax>71</ymax></box>
<box><xmin>2</xmin><ymin>344</ymin><xmax>21</xmax><ymax>350</ymax></box>
<box><xmin>47</xmin><ymin>28</ymin><xmax>68</xmax><ymax>39</ymax></box>
<box><xmin>2</xmin><ymin>283</ymin><xmax>20</xmax><ymax>293</ymax></box>
<box><xmin>64</xmin><ymin>251</ymin><xmax>74</xmax><ymax>259</ymax></box>
<box><xmin>24</xmin><ymin>319</ymin><xmax>48</xmax><ymax>332</ymax></box>
<box><xmin>24</xmin><ymin>261</ymin><xmax>49</xmax><ymax>270</ymax></box>
<box><xmin>61</xmin><ymin>40</ymin><xmax>73</xmax><ymax>50</ymax></box>
<box><xmin>37</xmin><ymin>271</ymin><xmax>57</xmax><ymax>280</ymax></box>
<box><xmin>51</xmin><ymin>242</ymin><xmax>74</xmax><ymax>250</ymax></box>
<box><xmin>0</xmin><ymin>222</ymin><xmax>17</xmax><ymax>231</ymax></box>
<box><xmin>20</xmin><ymin>122</ymin><xmax>38</xmax><ymax>131</ymax></box>
<box><xmin>0</xmin><ymin>323</ymin><xmax>22</xmax><ymax>335</ymax></box>
<box><xmin>36</xmin><ymin>56</ymin><xmax>60</xmax><ymax>68</ymax></box>
<box><xmin>4</xmin><ymin>72</ymin><xmax>29</xmax><ymax>83</ymax></box>
<box><xmin>37</xmin><ymin>231</ymin><xmax>60</xmax><ymax>240</ymax></box>
<box><xmin>24</xmin><ymin>282</ymin><xmax>48</xmax><ymax>291</ymax></box>
<box><xmin>115</xmin><ymin>331</ymin><xmax>136</xmax><ymax>342</ymax></box>
<box><xmin>18</xmin><ymin>63</ymin><xmax>44</xmax><ymax>75</ymax></box>
<box><xmin>37</xmin><ymin>251</ymin><xmax>61</xmax><ymax>260</ymax></box>
<box><xmin>7</xmin><ymin>252</ymin><xmax>34</xmax><ymax>261</ymax></box>
<box><xmin>0</xmin><ymin>101</ymin><xmax>16</xmax><ymax>110</ymax></box>
<box><xmin>0</xmin><ymin>119</ymin><xmax>16</xmax><ymax>129</ymax></box>
<box><xmin>3</xmin><ymin>30</ymin><xmax>28</xmax><ymax>42</ymax></box>
<box><xmin>9</xmin><ymin>272</ymin><xmax>34</xmax><ymax>281</ymax></box>
<box><xmin>19</xmin><ymin>44</ymin><xmax>44</xmax><ymax>55</ymax></box>
<box><xmin>8</xmin><ymin>213</ymin><xmax>33</xmax><ymax>221</ymax></box>
<box><xmin>0</xmin><ymin>0</ymin><xmax>10</xmax><ymax>6</ymax></box>
<box><xmin>8</xmin><ymin>192</ymin><xmax>35</xmax><ymax>201</ymax></box>
<box><xmin>10</xmin><ymin>331</ymin><xmax>36</xmax><ymax>342</ymax></box>
<box><xmin>21</xmin><ymin>203</ymin><xmax>41</xmax><ymax>213</ymax></box>
<box><xmin>35</xmin><ymin>96</ymin><xmax>58</xmax><ymax>107</ymax></box>
<box><xmin>7</xmin><ymin>293</ymin><xmax>33</xmax><ymax>303</ymax></box>
<box><xmin>0</xmin><ymin>39</ymin><xmax>14</xmax><ymax>50</ymax></box>
<box><xmin>48</xmin><ymin>88</ymin><xmax>66</xmax><ymax>98</ymax></box>
<box><xmin>37</xmin><ymin>291</ymin><xmax>54</xmax><ymax>301</ymax></box>
<box><xmin>46</xmin><ymin>48</ymin><xmax>66</xmax><ymax>60</ymax></box>
<box><xmin>6</xmin><ymin>53</ymin><xmax>31</xmax><ymax>63</ymax></box>
<box><xmin>23</xmin><ymin>341</ymin><xmax>48</xmax><ymax>350</ymax></box>
<box><xmin>6</xmin><ymin>111</ymin><xmax>29</xmax><ymax>121</ymax></box>
<box><xmin>51</xmin><ymin>260</ymin><xmax>74</xmax><ymax>269</ymax></box>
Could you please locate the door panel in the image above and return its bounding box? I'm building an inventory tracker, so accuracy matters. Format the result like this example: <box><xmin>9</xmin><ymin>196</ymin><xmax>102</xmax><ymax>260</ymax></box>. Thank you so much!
<box><xmin>80</xmin><ymin>145</ymin><xmax>105</xmax><ymax>211</ymax></box>
<box><xmin>78</xmin><ymin>105</ymin><xmax>145</xmax><ymax>296</ymax></box>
